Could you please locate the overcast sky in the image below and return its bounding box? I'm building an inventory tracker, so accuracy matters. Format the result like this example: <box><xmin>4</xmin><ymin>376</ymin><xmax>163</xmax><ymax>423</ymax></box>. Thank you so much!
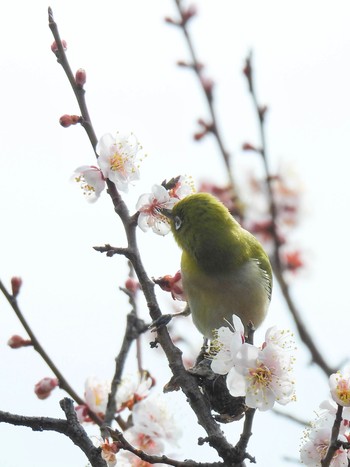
<box><xmin>1</xmin><ymin>1</ymin><xmax>350</xmax><ymax>466</ymax></box>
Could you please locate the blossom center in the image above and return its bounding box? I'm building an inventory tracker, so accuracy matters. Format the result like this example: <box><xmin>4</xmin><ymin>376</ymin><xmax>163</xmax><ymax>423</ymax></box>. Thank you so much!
<box><xmin>75</xmin><ymin>176</ymin><xmax>96</xmax><ymax>195</ymax></box>
<box><xmin>110</xmin><ymin>152</ymin><xmax>127</xmax><ymax>174</ymax></box>
<box><xmin>249</xmin><ymin>364</ymin><xmax>272</xmax><ymax>388</ymax></box>
<box><xmin>336</xmin><ymin>380</ymin><xmax>350</xmax><ymax>405</ymax></box>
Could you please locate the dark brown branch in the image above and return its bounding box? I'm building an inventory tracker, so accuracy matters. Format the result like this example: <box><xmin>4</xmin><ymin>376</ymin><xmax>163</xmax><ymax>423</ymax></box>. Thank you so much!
<box><xmin>244</xmin><ymin>53</ymin><xmax>335</xmax><ymax>377</ymax></box>
<box><xmin>48</xmin><ymin>11</ymin><xmax>254</xmax><ymax>465</ymax></box>
<box><xmin>109</xmin><ymin>427</ymin><xmax>223</xmax><ymax>467</ymax></box>
<box><xmin>321</xmin><ymin>404</ymin><xmax>343</xmax><ymax>467</ymax></box>
<box><xmin>104</xmin><ymin>309</ymin><xmax>147</xmax><ymax>427</ymax></box>
<box><xmin>234</xmin><ymin>408</ymin><xmax>256</xmax><ymax>464</ymax></box>
<box><xmin>0</xmin><ymin>398</ymin><xmax>106</xmax><ymax>467</ymax></box>
<box><xmin>93</xmin><ymin>244</ymin><xmax>132</xmax><ymax>259</ymax></box>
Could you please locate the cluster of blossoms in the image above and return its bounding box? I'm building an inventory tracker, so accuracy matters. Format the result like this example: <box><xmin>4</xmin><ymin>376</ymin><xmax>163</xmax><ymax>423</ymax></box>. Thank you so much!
<box><xmin>71</xmin><ymin>373</ymin><xmax>180</xmax><ymax>466</ymax></box>
<box><xmin>300</xmin><ymin>370</ymin><xmax>350</xmax><ymax>466</ymax></box>
<box><xmin>73</xmin><ymin>131</ymin><xmax>194</xmax><ymax>236</ymax></box>
<box><xmin>211</xmin><ymin>315</ymin><xmax>296</xmax><ymax>411</ymax></box>
<box><xmin>73</xmin><ymin>132</ymin><xmax>143</xmax><ymax>202</ymax></box>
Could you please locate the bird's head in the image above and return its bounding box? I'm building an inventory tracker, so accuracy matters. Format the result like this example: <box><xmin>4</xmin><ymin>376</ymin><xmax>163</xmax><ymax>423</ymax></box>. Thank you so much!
<box><xmin>160</xmin><ymin>193</ymin><xmax>240</xmax><ymax>268</ymax></box>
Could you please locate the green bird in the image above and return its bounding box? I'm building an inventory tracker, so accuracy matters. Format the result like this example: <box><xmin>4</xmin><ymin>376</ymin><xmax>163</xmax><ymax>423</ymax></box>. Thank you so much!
<box><xmin>163</xmin><ymin>193</ymin><xmax>272</xmax><ymax>339</ymax></box>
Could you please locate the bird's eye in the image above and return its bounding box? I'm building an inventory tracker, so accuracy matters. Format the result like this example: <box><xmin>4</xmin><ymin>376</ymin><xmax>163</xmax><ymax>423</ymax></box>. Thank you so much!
<box><xmin>174</xmin><ymin>215</ymin><xmax>182</xmax><ymax>231</ymax></box>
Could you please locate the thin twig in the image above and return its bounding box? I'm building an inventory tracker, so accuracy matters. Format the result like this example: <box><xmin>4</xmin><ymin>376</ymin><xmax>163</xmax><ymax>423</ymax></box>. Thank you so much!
<box><xmin>104</xmin><ymin>309</ymin><xmax>147</xmax><ymax>427</ymax></box>
<box><xmin>170</xmin><ymin>0</ymin><xmax>242</xmax><ymax>217</ymax></box>
<box><xmin>244</xmin><ymin>53</ymin><xmax>335</xmax><ymax>377</ymax></box>
<box><xmin>48</xmin><ymin>7</ymin><xmax>98</xmax><ymax>150</ymax></box>
<box><xmin>0</xmin><ymin>279</ymin><xmax>102</xmax><ymax>426</ymax></box>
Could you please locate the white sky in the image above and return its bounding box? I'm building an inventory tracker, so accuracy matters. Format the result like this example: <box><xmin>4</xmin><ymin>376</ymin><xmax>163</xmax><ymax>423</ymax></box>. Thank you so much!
<box><xmin>1</xmin><ymin>1</ymin><xmax>350</xmax><ymax>466</ymax></box>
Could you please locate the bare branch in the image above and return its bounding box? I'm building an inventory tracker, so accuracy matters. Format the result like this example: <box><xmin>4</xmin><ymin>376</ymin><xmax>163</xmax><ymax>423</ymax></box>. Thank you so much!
<box><xmin>243</xmin><ymin>53</ymin><xmax>335</xmax><ymax>377</ymax></box>
<box><xmin>0</xmin><ymin>279</ymin><xmax>103</xmax><ymax>426</ymax></box>
<box><xmin>0</xmin><ymin>398</ymin><xmax>106</xmax><ymax>467</ymax></box>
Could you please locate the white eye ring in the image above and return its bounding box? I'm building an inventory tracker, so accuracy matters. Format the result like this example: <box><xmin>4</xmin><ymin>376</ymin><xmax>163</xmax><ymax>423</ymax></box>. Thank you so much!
<box><xmin>174</xmin><ymin>215</ymin><xmax>182</xmax><ymax>230</ymax></box>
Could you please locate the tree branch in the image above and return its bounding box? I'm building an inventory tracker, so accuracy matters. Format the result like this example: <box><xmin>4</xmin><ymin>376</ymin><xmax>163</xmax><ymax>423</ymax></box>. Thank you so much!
<box><xmin>0</xmin><ymin>398</ymin><xmax>106</xmax><ymax>467</ymax></box>
<box><xmin>243</xmin><ymin>52</ymin><xmax>335</xmax><ymax>377</ymax></box>
<box><xmin>0</xmin><ymin>279</ymin><xmax>102</xmax><ymax>426</ymax></box>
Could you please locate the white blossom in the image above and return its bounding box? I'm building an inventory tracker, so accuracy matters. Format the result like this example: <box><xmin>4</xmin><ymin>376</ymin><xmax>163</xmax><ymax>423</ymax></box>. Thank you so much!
<box><xmin>211</xmin><ymin>315</ymin><xmax>245</xmax><ymax>375</ymax></box>
<box><xmin>136</xmin><ymin>184</ymin><xmax>177</xmax><ymax>235</ymax></box>
<box><xmin>84</xmin><ymin>376</ymin><xmax>110</xmax><ymax>414</ymax></box>
<box><xmin>96</xmin><ymin>132</ymin><xmax>141</xmax><ymax>192</ymax></box>
<box><xmin>73</xmin><ymin>165</ymin><xmax>105</xmax><ymax>202</ymax></box>
<box><xmin>226</xmin><ymin>327</ymin><xmax>296</xmax><ymax>411</ymax></box>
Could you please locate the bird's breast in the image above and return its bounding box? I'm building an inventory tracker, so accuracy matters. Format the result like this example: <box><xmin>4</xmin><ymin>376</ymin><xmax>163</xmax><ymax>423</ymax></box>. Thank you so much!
<box><xmin>181</xmin><ymin>255</ymin><xmax>271</xmax><ymax>338</ymax></box>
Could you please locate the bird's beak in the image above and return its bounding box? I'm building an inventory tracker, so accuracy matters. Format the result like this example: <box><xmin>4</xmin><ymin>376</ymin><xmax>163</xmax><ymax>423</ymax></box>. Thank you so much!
<box><xmin>158</xmin><ymin>207</ymin><xmax>173</xmax><ymax>219</ymax></box>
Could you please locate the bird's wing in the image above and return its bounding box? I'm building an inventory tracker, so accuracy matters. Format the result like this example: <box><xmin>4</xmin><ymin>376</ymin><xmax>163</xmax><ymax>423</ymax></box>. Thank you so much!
<box><xmin>254</xmin><ymin>258</ymin><xmax>272</xmax><ymax>301</ymax></box>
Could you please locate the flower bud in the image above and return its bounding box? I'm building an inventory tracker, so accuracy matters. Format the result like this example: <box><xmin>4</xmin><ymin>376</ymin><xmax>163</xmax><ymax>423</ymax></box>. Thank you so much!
<box><xmin>181</xmin><ymin>5</ymin><xmax>197</xmax><ymax>24</ymax></box>
<box><xmin>11</xmin><ymin>276</ymin><xmax>22</xmax><ymax>297</ymax></box>
<box><xmin>125</xmin><ymin>277</ymin><xmax>140</xmax><ymax>295</ymax></box>
<box><xmin>200</xmin><ymin>76</ymin><xmax>214</xmax><ymax>97</ymax></box>
<box><xmin>59</xmin><ymin>114</ymin><xmax>81</xmax><ymax>128</ymax></box>
<box><xmin>153</xmin><ymin>271</ymin><xmax>186</xmax><ymax>301</ymax></box>
<box><xmin>7</xmin><ymin>335</ymin><xmax>32</xmax><ymax>349</ymax></box>
<box><xmin>51</xmin><ymin>39</ymin><xmax>67</xmax><ymax>54</ymax></box>
<box><xmin>34</xmin><ymin>377</ymin><xmax>59</xmax><ymax>400</ymax></box>
<box><xmin>75</xmin><ymin>68</ymin><xmax>86</xmax><ymax>88</ymax></box>
<box><xmin>242</xmin><ymin>142</ymin><xmax>258</xmax><ymax>152</ymax></box>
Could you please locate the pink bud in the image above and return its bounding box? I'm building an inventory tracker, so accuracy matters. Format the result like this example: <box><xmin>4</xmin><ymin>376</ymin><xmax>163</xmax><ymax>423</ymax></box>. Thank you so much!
<box><xmin>34</xmin><ymin>377</ymin><xmax>59</xmax><ymax>400</ymax></box>
<box><xmin>75</xmin><ymin>68</ymin><xmax>86</xmax><ymax>88</ymax></box>
<box><xmin>200</xmin><ymin>76</ymin><xmax>214</xmax><ymax>96</ymax></box>
<box><xmin>181</xmin><ymin>4</ymin><xmax>197</xmax><ymax>24</ymax></box>
<box><xmin>11</xmin><ymin>277</ymin><xmax>22</xmax><ymax>297</ymax></box>
<box><xmin>164</xmin><ymin>16</ymin><xmax>179</xmax><ymax>26</ymax></box>
<box><xmin>51</xmin><ymin>39</ymin><xmax>67</xmax><ymax>54</ymax></box>
<box><xmin>259</xmin><ymin>105</ymin><xmax>268</xmax><ymax>120</ymax></box>
<box><xmin>125</xmin><ymin>277</ymin><xmax>140</xmax><ymax>295</ymax></box>
<box><xmin>59</xmin><ymin>114</ymin><xmax>81</xmax><ymax>128</ymax></box>
<box><xmin>7</xmin><ymin>335</ymin><xmax>32</xmax><ymax>349</ymax></box>
<box><xmin>242</xmin><ymin>142</ymin><xmax>257</xmax><ymax>152</ymax></box>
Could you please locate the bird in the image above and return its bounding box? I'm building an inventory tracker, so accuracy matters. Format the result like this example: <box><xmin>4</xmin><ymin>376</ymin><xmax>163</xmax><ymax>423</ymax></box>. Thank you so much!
<box><xmin>162</xmin><ymin>192</ymin><xmax>272</xmax><ymax>339</ymax></box>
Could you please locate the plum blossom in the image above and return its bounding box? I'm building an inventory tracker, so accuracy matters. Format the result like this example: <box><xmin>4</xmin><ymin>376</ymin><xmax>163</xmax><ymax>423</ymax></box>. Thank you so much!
<box><xmin>130</xmin><ymin>396</ymin><xmax>181</xmax><ymax>446</ymax></box>
<box><xmin>84</xmin><ymin>376</ymin><xmax>110</xmax><ymax>414</ymax></box>
<box><xmin>167</xmin><ymin>175</ymin><xmax>194</xmax><ymax>200</ymax></box>
<box><xmin>211</xmin><ymin>314</ymin><xmax>245</xmax><ymax>375</ymax></box>
<box><xmin>210</xmin><ymin>317</ymin><xmax>296</xmax><ymax>410</ymax></box>
<box><xmin>300</xmin><ymin>426</ymin><xmax>349</xmax><ymax>466</ymax></box>
<box><xmin>116</xmin><ymin>372</ymin><xmax>154</xmax><ymax>412</ymax></box>
<box><xmin>136</xmin><ymin>184</ymin><xmax>178</xmax><ymax>235</ymax></box>
<box><xmin>96</xmin><ymin>132</ymin><xmax>141</xmax><ymax>192</ymax></box>
<box><xmin>330</xmin><ymin>370</ymin><xmax>350</xmax><ymax>407</ymax></box>
<box><xmin>100</xmin><ymin>438</ymin><xmax>119</xmax><ymax>467</ymax></box>
<box><xmin>153</xmin><ymin>271</ymin><xmax>186</xmax><ymax>301</ymax></box>
<box><xmin>300</xmin><ymin>399</ymin><xmax>350</xmax><ymax>466</ymax></box>
<box><xmin>73</xmin><ymin>165</ymin><xmax>105</xmax><ymax>202</ymax></box>
<box><xmin>227</xmin><ymin>333</ymin><xmax>296</xmax><ymax>411</ymax></box>
<box><xmin>116</xmin><ymin>395</ymin><xmax>181</xmax><ymax>466</ymax></box>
